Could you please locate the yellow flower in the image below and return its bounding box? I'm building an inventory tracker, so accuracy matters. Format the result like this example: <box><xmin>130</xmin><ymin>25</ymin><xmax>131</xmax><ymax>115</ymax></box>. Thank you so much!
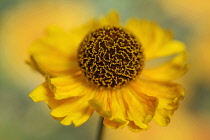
<box><xmin>27</xmin><ymin>11</ymin><xmax>189</xmax><ymax>132</ymax></box>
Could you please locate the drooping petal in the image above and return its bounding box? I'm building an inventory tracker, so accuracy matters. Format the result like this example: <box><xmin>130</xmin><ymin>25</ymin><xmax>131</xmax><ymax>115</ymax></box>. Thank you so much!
<box><xmin>88</xmin><ymin>89</ymin><xmax>113</xmax><ymax>119</ymax></box>
<box><xmin>45</xmin><ymin>74</ymin><xmax>96</xmax><ymax>121</ymax></box>
<box><xmin>99</xmin><ymin>10</ymin><xmax>120</xmax><ymax>26</ymax></box>
<box><xmin>89</xmin><ymin>86</ymin><xmax>158</xmax><ymax>131</ymax></box>
<box><xmin>26</xmin><ymin>56</ymin><xmax>45</xmax><ymax>75</ymax></box>
<box><xmin>89</xmin><ymin>88</ymin><xmax>128</xmax><ymax>128</ymax></box>
<box><xmin>50</xmin><ymin>97</ymin><xmax>85</xmax><ymax>118</ymax></box>
<box><xmin>29</xmin><ymin>26</ymin><xmax>77</xmax><ymax>57</ymax></box>
<box><xmin>121</xmin><ymin>87</ymin><xmax>158</xmax><ymax>131</ymax></box>
<box><xmin>50</xmin><ymin>87</ymin><xmax>96</xmax><ymax>126</ymax></box>
<box><xmin>125</xmin><ymin>19</ymin><xmax>185</xmax><ymax>60</ymax></box>
<box><xmin>29</xmin><ymin>76</ymin><xmax>96</xmax><ymax>127</ymax></box>
<box><xmin>103</xmin><ymin>118</ymin><xmax>128</xmax><ymax>129</ymax></box>
<box><xmin>29</xmin><ymin>82</ymin><xmax>66</xmax><ymax>109</ymax></box>
<box><xmin>60</xmin><ymin>105</ymin><xmax>94</xmax><ymax>127</ymax></box>
<box><xmin>29</xmin><ymin>53</ymin><xmax>78</xmax><ymax>77</ymax></box>
<box><xmin>29</xmin><ymin>82</ymin><xmax>49</xmax><ymax>102</ymax></box>
<box><xmin>28</xmin><ymin>26</ymin><xmax>79</xmax><ymax>76</ymax></box>
<box><xmin>109</xmin><ymin>89</ymin><xmax>129</xmax><ymax>126</ymax></box>
<box><xmin>72</xmin><ymin>107</ymin><xmax>94</xmax><ymax>127</ymax></box>
<box><xmin>128</xmin><ymin>121</ymin><xmax>147</xmax><ymax>132</ymax></box>
<box><xmin>45</xmin><ymin>74</ymin><xmax>92</xmax><ymax>100</ymax></box>
<box><xmin>131</xmin><ymin>79</ymin><xmax>185</xmax><ymax>126</ymax></box>
<box><xmin>41</xmin><ymin>25</ymin><xmax>78</xmax><ymax>55</ymax></box>
<box><xmin>142</xmin><ymin>53</ymin><xmax>189</xmax><ymax>81</ymax></box>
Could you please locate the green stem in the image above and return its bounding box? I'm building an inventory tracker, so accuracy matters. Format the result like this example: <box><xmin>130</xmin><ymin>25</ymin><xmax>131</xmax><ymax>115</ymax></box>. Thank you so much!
<box><xmin>97</xmin><ymin>117</ymin><xmax>104</xmax><ymax>140</ymax></box>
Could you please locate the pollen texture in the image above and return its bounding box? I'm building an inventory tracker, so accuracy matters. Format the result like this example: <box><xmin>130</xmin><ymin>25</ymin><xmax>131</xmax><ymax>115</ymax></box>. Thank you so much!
<box><xmin>78</xmin><ymin>26</ymin><xmax>144</xmax><ymax>88</ymax></box>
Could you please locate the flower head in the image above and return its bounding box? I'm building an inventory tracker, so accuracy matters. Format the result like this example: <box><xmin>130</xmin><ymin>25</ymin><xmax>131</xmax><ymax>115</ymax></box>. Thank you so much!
<box><xmin>27</xmin><ymin>11</ymin><xmax>189</xmax><ymax>132</ymax></box>
<box><xmin>78</xmin><ymin>26</ymin><xmax>145</xmax><ymax>88</ymax></box>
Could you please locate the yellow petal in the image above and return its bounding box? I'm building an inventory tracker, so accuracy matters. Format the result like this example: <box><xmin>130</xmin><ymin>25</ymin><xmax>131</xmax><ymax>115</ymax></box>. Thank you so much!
<box><xmin>154</xmin><ymin>108</ymin><xmax>175</xmax><ymax>126</ymax></box>
<box><xmin>52</xmin><ymin>116</ymin><xmax>65</xmax><ymax>121</ymax></box>
<box><xmin>100</xmin><ymin>10</ymin><xmax>120</xmax><ymax>26</ymax></box>
<box><xmin>69</xmin><ymin>19</ymin><xmax>100</xmax><ymax>47</ymax></box>
<box><xmin>69</xmin><ymin>11</ymin><xmax>119</xmax><ymax>49</ymax></box>
<box><xmin>40</xmin><ymin>26</ymin><xmax>78</xmax><ymax>56</ymax></box>
<box><xmin>121</xmin><ymin>87</ymin><xmax>158</xmax><ymax>129</ymax></box>
<box><xmin>28</xmin><ymin>26</ymin><xmax>79</xmax><ymax>76</ymax></box>
<box><xmin>30</xmin><ymin>53</ymin><xmax>78</xmax><ymax>77</ymax></box>
<box><xmin>29</xmin><ymin>78</ymin><xmax>94</xmax><ymax>127</ymax></box>
<box><xmin>109</xmin><ymin>89</ymin><xmax>128</xmax><ymax>125</ymax></box>
<box><xmin>51</xmin><ymin>97</ymin><xmax>84</xmax><ymax>118</ymax></box>
<box><xmin>29</xmin><ymin>83</ymin><xmax>49</xmax><ymax>102</ymax></box>
<box><xmin>128</xmin><ymin>121</ymin><xmax>148</xmax><ymax>132</ymax></box>
<box><xmin>26</xmin><ymin>56</ymin><xmax>46</xmax><ymax>75</ymax></box>
<box><xmin>50</xmin><ymin>88</ymin><xmax>96</xmax><ymax>126</ymax></box>
<box><xmin>125</xmin><ymin>19</ymin><xmax>185</xmax><ymax>60</ymax></box>
<box><xmin>45</xmin><ymin>75</ymin><xmax>91</xmax><ymax>100</ymax></box>
<box><xmin>45</xmin><ymin>92</ymin><xmax>67</xmax><ymax>110</ymax></box>
<box><xmin>103</xmin><ymin>118</ymin><xmax>128</xmax><ymax>129</ymax></box>
<box><xmin>72</xmin><ymin>107</ymin><xmax>94</xmax><ymax>127</ymax></box>
<box><xmin>88</xmin><ymin>89</ymin><xmax>112</xmax><ymax>118</ymax></box>
<box><xmin>29</xmin><ymin>26</ymin><xmax>76</xmax><ymax>57</ymax></box>
<box><xmin>60</xmin><ymin>103</ymin><xmax>94</xmax><ymax>127</ymax></box>
<box><xmin>142</xmin><ymin>53</ymin><xmax>189</xmax><ymax>81</ymax></box>
<box><xmin>151</xmin><ymin>40</ymin><xmax>186</xmax><ymax>59</ymax></box>
<box><xmin>50</xmin><ymin>98</ymin><xmax>81</xmax><ymax>118</ymax></box>
<box><xmin>29</xmin><ymin>82</ymin><xmax>66</xmax><ymax>109</ymax></box>
<box><xmin>89</xmin><ymin>88</ymin><xmax>128</xmax><ymax>127</ymax></box>
<box><xmin>131</xmin><ymin>79</ymin><xmax>185</xmax><ymax>126</ymax></box>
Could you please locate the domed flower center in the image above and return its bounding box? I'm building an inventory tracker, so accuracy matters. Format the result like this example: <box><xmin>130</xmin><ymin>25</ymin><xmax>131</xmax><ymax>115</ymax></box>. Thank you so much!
<box><xmin>78</xmin><ymin>26</ymin><xmax>144</xmax><ymax>88</ymax></box>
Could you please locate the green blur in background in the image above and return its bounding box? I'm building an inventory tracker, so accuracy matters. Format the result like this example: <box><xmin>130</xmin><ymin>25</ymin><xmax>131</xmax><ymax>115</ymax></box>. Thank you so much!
<box><xmin>0</xmin><ymin>0</ymin><xmax>210</xmax><ymax>140</ymax></box>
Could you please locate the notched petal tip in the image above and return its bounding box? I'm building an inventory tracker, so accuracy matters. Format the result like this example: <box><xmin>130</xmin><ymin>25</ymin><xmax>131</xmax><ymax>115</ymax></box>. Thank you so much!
<box><xmin>128</xmin><ymin>121</ymin><xmax>150</xmax><ymax>132</ymax></box>
<box><xmin>131</xmin><ymin>79</ymin><xmax>185</xmax><ymax>127</ymax></box>
<box><xmin>51</xmin><ymin>97</ymin><xmax>94</xmax><ymax>127</ymax></box>
<box><xmin>89</xmin><ymin>99</ymin><xmax>112</xmax><ymax>118</ymax></box>
<box><xmin>89</xmin><ymin>88</ymin><xmax>129</xmax><ymax>125</ymax></box>
<box><xmin>154</xmin><ymin>109</ymin><xmax>173</xmax><ymax>127</ymax></box>
<box><xmin>73</xmin><ymin>108</ymin><xmax>94</xmax><ymax>127</ymax></box>
<box><xmin>103</xmin><ymin>118</ymin><xmax>128</xmax><ymax>129</ymax></box>
<box><xmin>121</xmin><ymin>87</ymin><xmax>158</xmax><ymax>130</ymax></box>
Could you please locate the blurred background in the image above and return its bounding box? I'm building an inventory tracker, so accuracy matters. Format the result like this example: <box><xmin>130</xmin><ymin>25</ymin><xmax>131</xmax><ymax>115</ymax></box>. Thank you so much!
<box><xmin>0</xmin><ymin>0</ymin><xmax>210</xmax><ymax>140</ymax></box>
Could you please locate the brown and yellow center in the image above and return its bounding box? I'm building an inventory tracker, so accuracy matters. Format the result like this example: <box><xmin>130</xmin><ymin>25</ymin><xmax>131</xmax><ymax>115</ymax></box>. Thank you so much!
<box><xmin>78</xmin><ymin>26</ymin><xmax>144</xmax><ymax>88</ymax></box>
